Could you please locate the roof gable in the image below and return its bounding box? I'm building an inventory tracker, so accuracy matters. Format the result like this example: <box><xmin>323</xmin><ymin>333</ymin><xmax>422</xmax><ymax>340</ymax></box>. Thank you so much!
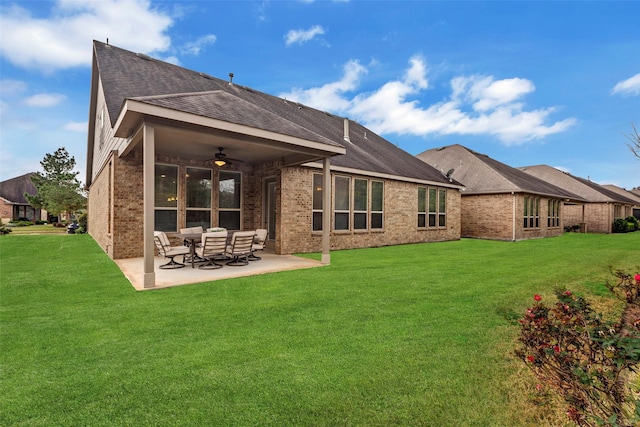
<box><xmin>0</xmin><ymin>173</ymin><xmax>37</xmax><ymax>204</ymax></box>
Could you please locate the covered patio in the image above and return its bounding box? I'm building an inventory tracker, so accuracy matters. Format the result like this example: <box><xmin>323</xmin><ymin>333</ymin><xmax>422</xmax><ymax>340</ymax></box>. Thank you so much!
<box><xmin>111</xmin><ymin>93</ymin><xmax>345</xmax><ymax>289</ymax></box>
<box><xmin>115</xmin><ymin>250</ymin><xmax>324</xmax><ymax>291</ymax></box>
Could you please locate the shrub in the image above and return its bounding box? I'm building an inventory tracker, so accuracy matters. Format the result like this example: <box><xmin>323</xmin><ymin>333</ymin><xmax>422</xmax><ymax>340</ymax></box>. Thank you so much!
<box><xmin>77</xmin><ymin>212</ymin><xmax>87</xmax><ymax>234</ymax></box>
<box><xmin>35</xmin><ymin>220</ymin><xmax>47</xmax><ymax>225</ymax></box>
<box><xmin>8</xmin><ymin>220</ymin><xmax>34</xmax><ymax>227</ymax></box>
<box><xmin>0</xmin><ymin>219</ymin><xmax>12</xmax><ymax>235</ymax></box>
<box><xmin>613</xmin><ymin>218</ymin><xmax>628</xmax><ymax>233</ymax></box>
<box><xmin>516</xmin><ymin>271</ymin><xmax>640</xmax><ymax>426</ymax></box>
<box><xmin>625</xmin><ymin>216</ymin><xmax>638</xmax><ymax>232</ymax></box>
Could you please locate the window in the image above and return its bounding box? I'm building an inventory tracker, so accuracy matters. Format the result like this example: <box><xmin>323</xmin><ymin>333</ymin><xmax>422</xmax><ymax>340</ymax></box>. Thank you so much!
<box><xmin>438</xmin><ymin>189</ymin><xmax>447</xmax><ymax>227</ymax></box>
<box><xmin>155</xmin><ymin>164</ymin><xmax>178</xmax><ymax>232</ymax></box>
<box><xmin>334</xmin><ymin>176</ymin><xmax>350</xmax><ymax>231</ymax></box>
<box><xmin>186</xmin><ymin>167</ymin><xmax>212</xmax><ymax>230</ymax></box>
<box><xmin>354</xmin><ymin>179</ymin><xmax>368</xmax><ymax>230</ymax></box>
<box><xmin>314</xmin><ymin>174</ymin><xmax>383</xmax><ymax>232</ymax></box>
<box><xmin>371</xmin><ymin>181</ymin><xmax>384</xmax><ymax>229</ymax></box>
<box><xmin>312</xmin><ymin>174</ymin><xmax>323</xmax><ymax>231</ymax></box>
<box><xmin>613</xmin><ymin>204</ymin><xmax>622</xmax><ymax>219</ymax></box>
<box><xmin>219</xmin><ymin>171</ymin><xmax>241</xmax><ymax>230</ymax></box>
<box><xmin>418</xmin><ymin>187</ymin><xmax>446</xmax><ymax>228</ymax></box>
<box><xmin>428</xmin><ymin>188</ymin><xmax>437</xmax><ymax>227</ymax></box>
<box><xmin>547</xmin><ymin>199</ymin><xmax>560</xmax><ymax>228</ymax></box>
<box><xmin>524</xmin><ymin>196</ymin><xmax>540</xmax><ymax>229</ymax></box>
<box><xmin>418</xmin><ymin>187</ymin><xmax>426</xmax><ymax>227</ymax></box>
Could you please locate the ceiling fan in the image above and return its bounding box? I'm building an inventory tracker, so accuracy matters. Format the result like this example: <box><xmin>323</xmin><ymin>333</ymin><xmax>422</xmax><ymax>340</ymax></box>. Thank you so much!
<box><xmin>210</xmin><ymin>147</ymin><xmax>243</xmax><ymax>167</ymax></box>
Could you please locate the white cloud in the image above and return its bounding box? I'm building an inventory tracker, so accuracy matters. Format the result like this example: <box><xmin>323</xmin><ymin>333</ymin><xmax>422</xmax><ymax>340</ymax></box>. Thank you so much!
<box><xmin>285</xmin><ymin>25</ymin><xmax>325</xmax><ymax>46</ymax></box>
<box><xmin>24</xmin><ymin>93</ymin><xmax>67</xmax><ymax>107</ymax></box>
<box><xmin>611</xmin><ymin>73</ymin><xmax>640</xmax><ymax>96</ymax></box>
<box><xmin>280</xmin><ymin>60</ymin><xmax>366</xmax><ymax>112</ymax></box>
<box><xmin>282</xmin><ymin>55</ymin><xmax>577</xmax><ymax>144</ymax></box>
<box><xmin>0</xmin><ymin>79</ymin><xmax>28</xmax><ymax>97</ymax></box>
<box><xmin>0</xmin><ymin>0</ymin><xmax>173</xmax><ymax>71</ymax></box>
<box><xmin>64</xmin><ymin>121</ymin><xmax>87</xmax><ymax>132</ymax></box>
<box><xmin>182</xmin><ymin>34</ymin><xmax>217</xmax><ymax>56</ymax></box>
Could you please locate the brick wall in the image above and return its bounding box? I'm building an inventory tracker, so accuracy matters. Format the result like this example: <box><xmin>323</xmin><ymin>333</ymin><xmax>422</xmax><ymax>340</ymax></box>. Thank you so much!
<box><xmin>279</xmin><ymin>166</ymin><xmax>462</xmax><ymax>254</ymax></box>
<box><xmin>564</xmin><ymin>203</ymin><xmax>612</xmax><ymax>233</ymax></box>
<box><xmin>460</xmin><ymin>193</ymin><xmax>564</xmax><ymax>241</ymax></box>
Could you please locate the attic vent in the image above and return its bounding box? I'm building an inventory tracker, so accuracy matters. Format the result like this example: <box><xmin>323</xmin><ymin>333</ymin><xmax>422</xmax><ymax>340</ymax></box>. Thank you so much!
<box><xmin>436</xmin><ymin>146</ymin><xmax>445</xmax><ymax>151</ymax></box>
<box><xmin>199</xmin><ymin>72</ymin><xmax>215</xmax><ymax>80</ymax></box>
<box><xmin>136</xmin><ymin>52</ymin><xmax>153</xmax><ymax>61</ymax></box>
<box><xmin>243</xmin><ymin>86</ymin><xmax>255</xmax><ymax>93</ymax></box>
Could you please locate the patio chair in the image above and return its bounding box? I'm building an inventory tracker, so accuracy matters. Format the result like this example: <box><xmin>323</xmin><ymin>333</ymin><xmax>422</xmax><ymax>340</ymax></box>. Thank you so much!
<box><xmin>195</xmin><ymin>230</ymin><xmax>228</xmax><ymax>270</ymax></box>
<box><xmin>224</xmin><ymin>230</ymin><xmax>256</xmax><ymax>266</ymax></box>
<box><xmin>248</xmin><ymin>228</ymin><xmax>268</xmax><ymax>261</ymax></box>
<box><xmin>154</xmin><ymin>231</ymin><xmax>190</xmax><ymax>269</ymax></box>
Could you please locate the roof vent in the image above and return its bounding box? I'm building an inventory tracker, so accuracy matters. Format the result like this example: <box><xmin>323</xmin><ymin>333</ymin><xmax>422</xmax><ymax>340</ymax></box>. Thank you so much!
<box><xmin>136</xmin><ymin>52</ymin><xmax>153</xmax><ymax>61</ymax></box>
<box><xmin>228</xmin><ymin>72</ymin><xmax>234</xmax><ymax>86</ymax></box>
<box><xmin>199</xmin><ymin>72</ymin><xmax>215</xmax><ymax>80</ymax></box>
<box><xmin>343</xmin><ymin>118</ymin><xmax>351</xmax><ymax>143</ymax></box>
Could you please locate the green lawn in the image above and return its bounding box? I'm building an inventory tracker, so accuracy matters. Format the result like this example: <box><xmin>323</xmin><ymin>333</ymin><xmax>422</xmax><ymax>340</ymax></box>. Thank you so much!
<box><xmin>1</xmin><ymin>233</ymin><xmax>638</xmax><ymax>426</ymax></box>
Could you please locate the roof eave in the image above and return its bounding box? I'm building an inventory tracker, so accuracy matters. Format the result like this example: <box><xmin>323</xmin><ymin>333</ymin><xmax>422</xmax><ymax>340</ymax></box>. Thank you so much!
<box><xmin>113</xmin><ymin>99</ymin><xmax>347</xmax><ymax>157</ymax></box>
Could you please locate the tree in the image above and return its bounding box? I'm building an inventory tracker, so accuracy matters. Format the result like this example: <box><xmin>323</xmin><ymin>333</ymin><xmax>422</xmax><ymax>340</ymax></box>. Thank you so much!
<box><xmin>26</xmin><ymin>147</ymin><xmax>86</xmax><ymax>221</ymax></box>
<box><xmin>626</xmin><ymin>123</ymin><xmax>640</xmax><ymax>160</ymax></box>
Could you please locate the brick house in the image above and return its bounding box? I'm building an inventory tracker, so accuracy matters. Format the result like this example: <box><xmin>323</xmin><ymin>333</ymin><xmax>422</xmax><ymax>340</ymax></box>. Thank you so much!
<box><xmin>518</xmin><ymin>165</ymin><xmax>638</xmax><ymax>233</ymax></box>
<box><xmin>0</xmin><ymin>173</ymin><xmax>47</xmax><ymax>223</ymax></box>
<box><xmin>417</xmin><ymin>145</ymin><xmax>584</xmax><ymax>241</ymax></box>
<box><xmin>86</xmin><ymin>41</ymin><xmax>463</xmax><ymax>287</ymax></box>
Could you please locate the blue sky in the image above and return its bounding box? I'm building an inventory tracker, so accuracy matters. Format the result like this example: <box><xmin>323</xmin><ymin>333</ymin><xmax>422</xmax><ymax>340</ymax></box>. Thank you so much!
<box><xmin>1</xmin><ymin>0</ymin><xmax>639</xmax><ymax>189</ymax></box>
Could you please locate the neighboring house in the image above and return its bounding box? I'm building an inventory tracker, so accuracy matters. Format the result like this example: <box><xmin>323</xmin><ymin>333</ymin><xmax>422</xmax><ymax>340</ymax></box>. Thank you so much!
<box><xmin>0</xmin><ymin>173</ymin><xmax>47</xmax><ymax>223</ymax></box>
<box><xmin>417</xmin><ymin>144</ymin><xmax>584</xmax><ymax>241</ymax></box>
<box><xmin>86</xmin><ymin>41</ymin><xmax>463</xmax><ymax>287</ymax></box>
<box><xmin>602</xmin><ymin>184</ymin><xmax>640</xmax><ymax>221</ymax></box>
<box><xmin>518</xmin><ymin>165</ymin><xmax>638</xmax><ymax>233</ymax></box>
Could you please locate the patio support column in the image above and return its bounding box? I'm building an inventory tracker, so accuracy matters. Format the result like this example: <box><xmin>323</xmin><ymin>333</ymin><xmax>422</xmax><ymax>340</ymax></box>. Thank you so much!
<box><xmin>143</xmin><ymin>123</ymin><xmax>156</xmax><ymax>288</ymax></box>
<box><xmin>321</xmin><ymin>156</ymin><xmax>331</xmax><ymax>265</ymax></box>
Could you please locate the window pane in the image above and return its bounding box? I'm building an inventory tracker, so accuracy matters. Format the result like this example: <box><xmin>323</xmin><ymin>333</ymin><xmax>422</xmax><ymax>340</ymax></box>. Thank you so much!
<box><xmin>354</xmin><ymin>212</ymin><xmax>367</xmax><ymax>229</ymax></box>
<box><xmin>354</xmin><ymin>179</ymin><xmax>367</xmax><ymax>211</ymax></box>
<box><xmin>372</xmin><ymin>181</ymin><xmax>383</xmax><ymax>211</ymax></box>
<box><xmin>371</xmin><ymin>212</ymin><xmax>383</xmax><ymax>229</ymax></box>
<box><xmin>219</xmin><ymin>171</ymin><xmax>241</xmax><ymax>209</ymax></box>
<box><xmin>428</xmin><ymin>213</ymin><xmax>436</xmax><ymax>227</ymax></box>
<box><xmin>428</xmin><ymin>188</ymin><xmax>437</xmax><ymax>213</ymax></box>
<box><xmin>155</xmin><ymin>164</ymin><xmax>178</xmax><ymax>207</ymax></box>
<box><xmin>186</xmin><ymin>167</ymin><xmax>211</xmax><ymax>208</ymax></box>
<box><xmin>155</xmin><ymin>210</ymin><xmax>177</xmax><ymax>232</ymax></box>
<box><xmin>418</xmin><ymin>213</ymin><xmax>426</xmax><ymax>228</ymax></box>
<box><xmin>439</xmin><ymin>214</ymin><xmax>446</xmax><ymax>227</ymax></box>
<box><xmin>313</xmin><ymin>212</ymin><xmax>323</xmax><ymax>231</ymax></box>
<box><xmin>438</xmin><ymin>189</ymin><xmax>446</xmax><ymax>213</ymax></box>
<box><xmin>219</xmin><ymin>211</ymin><xmax>240</xmax><ymax>230</ymax></box>
<box><xmin>335</xmin><ymin>176</ymin><xmax>350</xmax><ymax>211</ymax></box>
<box><xmin>186</xmin><ymin>210</ymin><xmax>211</xmax><ymax>229</ymax></box>
<box><xmin>418</xmin><ymin>187</ymin><xmax>426</xmax><ymax>212</ymax></box>
<box><xmin>335</xmin><ymin>212</ymin><xmax>349</xmax><ymax>230</ymax></box>
<box><xmin>313</xmin><ymin>174</ymin><xmax>323</xmax><ymax>210</ymax></box>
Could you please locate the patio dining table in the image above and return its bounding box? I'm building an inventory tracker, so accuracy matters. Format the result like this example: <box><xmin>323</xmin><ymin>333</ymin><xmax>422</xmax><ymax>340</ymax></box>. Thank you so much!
<box><xmin>177</xmin><ymin>232</ymin><xmax>203</xmax><ymax>268</ymax></box>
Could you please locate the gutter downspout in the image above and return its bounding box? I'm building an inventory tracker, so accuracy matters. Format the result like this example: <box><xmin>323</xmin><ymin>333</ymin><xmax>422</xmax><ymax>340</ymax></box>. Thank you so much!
<box><xmin>512</xmin><ymin>192</ymin><xmax>517</xmax><ymax>241</ymax></box>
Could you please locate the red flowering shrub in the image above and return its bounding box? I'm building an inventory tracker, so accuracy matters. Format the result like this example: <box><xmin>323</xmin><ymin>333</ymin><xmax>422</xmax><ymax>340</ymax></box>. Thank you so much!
<box><xmin>516</xmin><ymin>270</ymin><xmax>640</xmax><ymax>426</ymax></box>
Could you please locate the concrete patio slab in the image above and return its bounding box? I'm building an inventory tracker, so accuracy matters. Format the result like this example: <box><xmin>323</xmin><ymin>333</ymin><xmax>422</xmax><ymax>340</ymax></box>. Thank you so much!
<box><xmin>115</xmin><ymin>251</ymin><xmax>324</xmax><ymax>291</ymax></box>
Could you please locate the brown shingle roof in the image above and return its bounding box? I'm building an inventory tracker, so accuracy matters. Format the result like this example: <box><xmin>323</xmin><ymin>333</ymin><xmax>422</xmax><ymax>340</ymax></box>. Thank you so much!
<box><xmin>92</xmin><ymin>41</ymin><xmax>456</xmax><ymax>186</ymax></box>
<box><xmin>518</xmin><ymin>165</ymin><xmax>638</xmax><ymax>204</ymax></box>
<box><xmin>417</xmin><ymin>144</ymin><xmax>583</xmax><ymax>200</ymax></box>
<box><xmin>0</xmin><ymin>173</ymin><xmax>37</xmax><ymax>204</ymax></box>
